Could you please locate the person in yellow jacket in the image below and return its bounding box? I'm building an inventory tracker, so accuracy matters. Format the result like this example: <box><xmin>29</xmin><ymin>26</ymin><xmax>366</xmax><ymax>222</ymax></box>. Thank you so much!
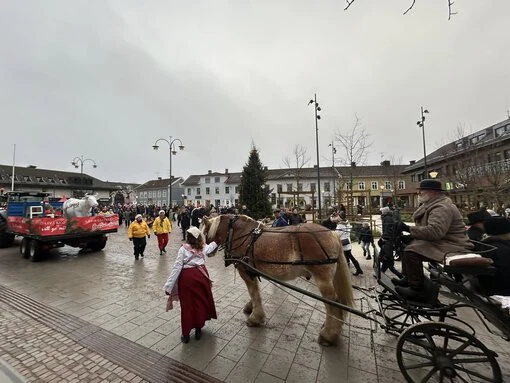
<box><xmin>128</xmin><ymin>214</ymin><xmax>150</xmax><ymax>260</ymax></box>
<box><xmin>153</xmin><ymin>210</ymin><xmax>172</xmax><ymax>255</ymax></box>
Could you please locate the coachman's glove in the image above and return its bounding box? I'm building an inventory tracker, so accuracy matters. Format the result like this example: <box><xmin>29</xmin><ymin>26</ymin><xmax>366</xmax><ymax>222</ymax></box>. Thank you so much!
<box><xmin>399</xmin><ymin>222</ymin><xmax>410</xmax><ymax>233</ymax></box>
<box><xmin>129</xmin><ymin>238</ymin><xmax>133</xmax><ymax>241</ymax></box>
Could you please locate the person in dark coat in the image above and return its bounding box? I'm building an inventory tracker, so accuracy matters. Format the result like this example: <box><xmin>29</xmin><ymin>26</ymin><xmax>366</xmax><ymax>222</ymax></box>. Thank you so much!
<box><xmin>288</xmin><ymin>208</ymin><xmax>304</xmax><ymax>225</ymax></box>
<box><xmin>191</xmin><ymin>206</ymin><xmax>205</xmax><ymax>228</ymax></box>
<box><xmin>478</xmin><ymin>217</ymin><xmax>510</xmax><ymax>295</ymax></box>
<box><xmin>466</xmin><ymin>210</ymin><xmax>492</xmax><ymax>243</ymax></box>
<box><xmin>394</xmin><ymin>179</ymin><xmax>473</xmax><ymax>301</ymax></box>
<box><xmin>272</xmin><ymin>209</ymin><xmax>289</xmax><ymax>227</ymax></box>
<box><xmin>358</xmin><ymin>222</ymin><xmax>374</xmax><ymax>260</ymax></box>
<box><xmin>179</xmin><ymin>207</ymin><xmax>191</xmax><ymax>241</ymax></box>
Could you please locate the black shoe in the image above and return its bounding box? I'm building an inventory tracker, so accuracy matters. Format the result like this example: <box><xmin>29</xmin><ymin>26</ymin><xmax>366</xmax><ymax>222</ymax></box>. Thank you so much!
<box><xmin>140</xmin><ymin>253</ymin><xmax>144</xmax><ymax>258</ymax></box>
<box><xmin>366</xmin><ymin>256</ymin><xmax>372</xmax><ymax>260</ymax></box>
<box><xmin>181</xmin><ymin>335</ymin><xmax>190</xmax><ymax>343</ymax></box>
<box><xmin>160</xmin><ymin>251</ymin><xmax>163</xmax><ymax>256</ymax></box>
<box><xmin>391</xmin><ymin>277</ymin><xmax>409</xmax><ymax>287</ymax></box>
<box><xmin>353</xmin><ymin>270</ymin><xmax>363</xmax><ymax>276</ymax></box>
<box><xmin>395</xmin><ymin>286</ymin><xmax>428</xmax><ymax>302</ymax></box>
<box><xmin>195</xmin><ymin>328</ymin><xmax>202</xmax><ymax>340</ymax></box>
<box><xmin>163</xmin><ymin>249</ymin><xmax>167</xmax><ymax>253</ymax></box>
<box><xmin>135</xmin><ymin>256</ymin><xmax>139</xmax><ymax>260</ymax></box>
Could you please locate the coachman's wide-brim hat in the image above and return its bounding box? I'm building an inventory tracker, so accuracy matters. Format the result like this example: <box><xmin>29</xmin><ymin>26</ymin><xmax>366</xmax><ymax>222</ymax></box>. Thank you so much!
<box><xmin>467</xmin><ymin>210</ymin><xmax>492</xmax><ymax>225</ymax></box>
<box><xmin>417</xmin><ymin>179</ymin><xmax>444</xmax><ymax>191</ymax></box>
<box><xmin>484</xmin><ymin>216</ymin><xmax>510</xmax><ymax>235</ymax></box>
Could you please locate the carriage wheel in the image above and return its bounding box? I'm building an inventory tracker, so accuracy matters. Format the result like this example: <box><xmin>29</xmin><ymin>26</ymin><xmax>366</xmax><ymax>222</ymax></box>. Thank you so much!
<box><xmin>379</xmin><ymin>294</ymin><xmax>434</xmax><ymax>334</ymax></box>
<box><xmin>396</xmin><ymin>322</ymin><xmax>502</xmax><ymax>383</ymax></box>
<box><xmin>29</xmin><ymin>240</ymin><xmax>42</xmax><ymax>262</ymax></box>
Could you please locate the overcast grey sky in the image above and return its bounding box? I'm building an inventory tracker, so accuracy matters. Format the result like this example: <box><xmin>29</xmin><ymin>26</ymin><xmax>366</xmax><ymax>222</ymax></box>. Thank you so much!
<box><xmin>1</xmin><ymin>1</ymin><xmax>509</xmax><ymax>183</ymax></box>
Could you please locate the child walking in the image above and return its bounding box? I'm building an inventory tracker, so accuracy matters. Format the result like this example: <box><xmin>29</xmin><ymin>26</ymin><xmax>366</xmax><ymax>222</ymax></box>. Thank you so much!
<box><xmin>164</xmin><ymin>227</ymin><xmax>218</xmax><ymax>343</ymax></box>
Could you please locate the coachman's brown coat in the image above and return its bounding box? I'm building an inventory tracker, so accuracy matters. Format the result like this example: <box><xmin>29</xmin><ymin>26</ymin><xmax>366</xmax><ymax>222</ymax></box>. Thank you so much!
<box><xmin>406</xmin><ymin>195</ymin><xmax>473</xmax><ymax>262</ymax></box>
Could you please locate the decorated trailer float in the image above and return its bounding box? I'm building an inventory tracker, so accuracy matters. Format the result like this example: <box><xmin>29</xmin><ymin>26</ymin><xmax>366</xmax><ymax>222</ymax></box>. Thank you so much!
<box><xmin>0</xmin><ymin>191</ymin><xmax>118</xmax><ymax>261</ymax></box>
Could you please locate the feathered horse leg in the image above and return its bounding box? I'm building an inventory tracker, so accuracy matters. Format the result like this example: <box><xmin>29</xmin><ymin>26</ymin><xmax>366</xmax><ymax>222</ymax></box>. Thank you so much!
<box><xmin>238</xmin><ymin>268</ymin><xmax>265</xmax><ymax>326</ymax></box>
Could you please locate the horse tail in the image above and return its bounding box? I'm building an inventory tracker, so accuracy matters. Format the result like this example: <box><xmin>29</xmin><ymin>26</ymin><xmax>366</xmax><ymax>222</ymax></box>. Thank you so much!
<box><xmin>333</xmin><ymin>248</ymin><xmax>354</xmax><ymax>320</ymax></box>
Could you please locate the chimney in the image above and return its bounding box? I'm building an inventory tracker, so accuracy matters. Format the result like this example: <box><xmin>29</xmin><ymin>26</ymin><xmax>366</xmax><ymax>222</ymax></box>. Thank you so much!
<box><xmin>27</xmin><ymin>165</ymin><xmax>37</xmax><ymax>169</ymax></box>
<box><xmin>158</xmin><ymin>177</ymin><xmax>162</xmax><ymax>180</ymax></box>
<box><xmin>264</xmin><ymin>166</ymin><xmax>268</xmax><ymax>171</ymax></box>
<box><xmin>225</xmin><ymin>168</ymin><xmax>229</xmax><ymax>174</ymax></box>
<box><xmin>208</xmin><ymin>170</ymin><xmax>212</xmax><ymax>174</ymax></box>
<box><xmin>351</xmin><ymin>162</ymin><xmax>356</xmax><ymax>167</ymax></box>
<box><xmin>409</xmin><ymin>160</ymin><xmax>416</xmax><ymax>165</ymax></box>
<box><xmin>381</xmin><ymin>160</ymin><xmax>390</xmax><ymax>166</ymax></box>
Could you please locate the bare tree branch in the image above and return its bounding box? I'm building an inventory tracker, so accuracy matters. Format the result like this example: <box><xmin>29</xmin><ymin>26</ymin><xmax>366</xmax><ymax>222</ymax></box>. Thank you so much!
<box><xmin>447</xmin><ymin>0</ymin><xmax>457</xmax><ymax>20</ymax></box>
<box><xmin>345</xmin><ymin>0</ymin><xmax>458</xmax><ymax>20</ymax></box>
<box><xmin>403</xmin><ymin>0</ymin><xmax>417</xmax><ymax>15</ymax></box>
<box><xmin>344</xmin><ymin>0</ymin><xmax>357</xmax><ymax>11</ymax></box>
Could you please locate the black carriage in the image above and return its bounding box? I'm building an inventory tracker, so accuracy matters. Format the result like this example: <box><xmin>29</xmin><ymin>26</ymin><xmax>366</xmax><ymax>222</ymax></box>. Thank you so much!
<box><xmin>223</xmin><ymin>219</ymin><xmax>510</xmax><ymax>382</ymax></box>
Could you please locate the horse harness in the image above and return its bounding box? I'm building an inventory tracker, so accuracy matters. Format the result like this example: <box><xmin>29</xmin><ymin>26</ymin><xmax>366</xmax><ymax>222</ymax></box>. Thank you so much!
<box><xmin>224</xmin><ymin>216</ymin><xmax>339</xmax><ymax>278</ymax></box>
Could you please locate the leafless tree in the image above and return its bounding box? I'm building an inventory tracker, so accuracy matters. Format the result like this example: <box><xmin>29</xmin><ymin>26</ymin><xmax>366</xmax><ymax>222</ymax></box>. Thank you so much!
<box><xmin>282</xmin><ymin>144</ymin><xmax>311</xmax><ymax>208</ymax></box>
<box><xmin>335</xmin><ymin>116</ymin><xmax>372</xmax><ymax>215</ymax></box>
<box><xmin>344</xmin><ymin>0</ymin><xmax>457</xmax><ymax>20</ymax></box>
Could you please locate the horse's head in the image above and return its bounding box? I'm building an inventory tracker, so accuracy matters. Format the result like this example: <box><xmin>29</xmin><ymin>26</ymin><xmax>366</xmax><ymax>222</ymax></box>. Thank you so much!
<box><xmin>201</xmin><ymin>214</ymin><xmax>230</xmax><ymax>245</ymax></box>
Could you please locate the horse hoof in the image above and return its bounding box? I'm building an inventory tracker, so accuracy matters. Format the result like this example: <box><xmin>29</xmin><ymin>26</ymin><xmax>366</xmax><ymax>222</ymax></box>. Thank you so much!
<box><xmin>318</xmin><ymin>334</ymin><xmax>336</xmax><ymax>346</ymax></box>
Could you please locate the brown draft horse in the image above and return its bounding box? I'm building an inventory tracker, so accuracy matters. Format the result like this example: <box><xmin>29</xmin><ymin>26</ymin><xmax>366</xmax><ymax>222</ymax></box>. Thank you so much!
<box><xmin>202</xmin><ymin>214</ymin><xmax>354</xmax><ymax>346</ymax></box>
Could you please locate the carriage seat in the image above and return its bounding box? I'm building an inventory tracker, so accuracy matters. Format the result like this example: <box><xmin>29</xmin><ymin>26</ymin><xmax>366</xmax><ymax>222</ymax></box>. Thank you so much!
<box><xmin>443</xmin><ymin>253</ymin><xmax>497</xmax><ymax>276</ymax></box>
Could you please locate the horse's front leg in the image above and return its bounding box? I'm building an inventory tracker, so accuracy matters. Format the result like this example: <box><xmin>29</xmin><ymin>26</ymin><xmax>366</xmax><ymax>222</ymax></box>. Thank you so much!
<box><xmin>238</xmin><ymin>268</ymin><xmax>265</xmax><ymax>326</ymax></box>
<box><xmin>313</xmin><ymin>267</ymin><xmax>343</xmax><ymax>346</ymax></box>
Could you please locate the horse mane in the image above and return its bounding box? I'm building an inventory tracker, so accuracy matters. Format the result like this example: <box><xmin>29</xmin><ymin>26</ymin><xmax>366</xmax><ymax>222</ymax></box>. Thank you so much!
<box><xmin>207</xmin><ymin>214</ymin><xmax>256</xmax><ymax>238</ymax></box>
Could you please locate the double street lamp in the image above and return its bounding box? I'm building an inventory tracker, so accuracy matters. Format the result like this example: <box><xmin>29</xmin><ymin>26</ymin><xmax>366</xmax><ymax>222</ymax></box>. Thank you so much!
<box><xmin>71</xmin><ymin>155</ymin><xmax>97</xmax><ymax>175</ymax></box>
<box><xmin>416</xmin><ymin>107</ymin><xmax>430</xmax><ymax>179</ymax></box>
<box><xmin>152</xmin><ymin>136</ymin><xmax>184</xmax><ymax>208</ymax></box>
<box><xmin>71</xmin><ymin>155</ymin><xmax>97</xmax><ymax>197</ymax></box>
<box><xmin>308</xmin><ymin>94</ymin><xmax>322</xmax><ymax>219</ymax></box>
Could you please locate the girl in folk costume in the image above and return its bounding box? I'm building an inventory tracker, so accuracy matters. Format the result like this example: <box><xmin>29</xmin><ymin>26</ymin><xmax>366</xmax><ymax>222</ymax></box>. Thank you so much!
<box><xmin>164</xmin><ymin>226</ymin><xmax>218</xmax><ymax>343</ymax></box>
<box><xmin>153</xmin><ymin>210</ymin><xmax>172</xmax><ymax>255</ymax></box>
<box><xmin>333</xmin><ymin>215</ymin><xmax>364</xmax><ymax>276</ymax></box>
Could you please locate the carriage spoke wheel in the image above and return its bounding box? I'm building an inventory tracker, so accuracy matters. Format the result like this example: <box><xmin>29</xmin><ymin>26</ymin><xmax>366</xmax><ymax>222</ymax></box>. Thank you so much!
<box><xmin>396</xmin><ymin>322</ymin><xmax>502</xmax><ymax>383</ymax></box>
<box><xmin>380</xmin><ymin>295</ymin><xmax>433</xmax><ymax>334</ymax></box>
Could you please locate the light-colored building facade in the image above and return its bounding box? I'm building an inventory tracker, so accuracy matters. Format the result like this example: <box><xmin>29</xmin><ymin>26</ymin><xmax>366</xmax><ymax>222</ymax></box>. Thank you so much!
<box><xmin>135</xmin><ymin>177</ymin><xmax>185</xmax><ymax>208</ymax></box>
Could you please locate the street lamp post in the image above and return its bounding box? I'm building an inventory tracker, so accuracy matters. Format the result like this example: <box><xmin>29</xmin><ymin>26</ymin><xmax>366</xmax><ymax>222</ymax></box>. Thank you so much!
<box><xmin>309</xmin><ymin>94</ymin><xmax>322</xmax><ymax>219</ymax></box>
<box><xmin>329</xmin><ymin>141</ymin><xmax>337</xmax><ymax>207</ymax></box>
<box><xmin>152</xmin><ymin>136</ymin><xmax>184</xmax><ymax>208</ymax></box>
<box><xmin>71</xmin><ymin>156</ymin><xmax>97</xmax><ymax>196</ymax></box>
<box><xmin>416</xmin><ymin>107</ymin><xmax>430</xmax><ymax>179</ymax></box>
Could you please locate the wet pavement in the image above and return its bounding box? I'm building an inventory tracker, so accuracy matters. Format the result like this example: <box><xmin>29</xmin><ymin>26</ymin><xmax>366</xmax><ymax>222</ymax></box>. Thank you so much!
<box><xmin>0</xmin><ymin>224</ymin><xmax>509</xmax><ymax>382</ymax></box>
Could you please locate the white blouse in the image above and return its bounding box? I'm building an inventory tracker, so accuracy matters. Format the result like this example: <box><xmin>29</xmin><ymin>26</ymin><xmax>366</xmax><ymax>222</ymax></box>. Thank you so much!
<box><xmin>335</xmin><ymin>222</ymin><xmax>352</xmax><ymax>251</ymax></box>
<box><xmin>164</xmin><ymin>242</ymin><xmax>218</xmax><ymax>294</ymax></box>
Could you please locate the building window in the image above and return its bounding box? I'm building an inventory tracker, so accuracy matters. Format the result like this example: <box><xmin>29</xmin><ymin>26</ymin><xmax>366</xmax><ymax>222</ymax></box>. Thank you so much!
<box><xmin>358</xmin><ymin>181</ymin><xmax>365</xmax><ymax>190</ymax></box>
<box><xmin>286</xmin><ymin>184</ymin><xmax>293</xmax><ymax>192</ymax></box>
<box><xmin>215</xmin><ymin>187</ymin><xmax>219</xmax><ymax>194</ymax></box>
<box><xmin>504</xmin><ymin>149</ymin><xmax>510</xmax><ymax>160</ymax></box>
<box><xmin>385</xmin><ymin>181</ymin><xmax>392</xmax><ymax>190</ymax></box>
<box><xmin>297</xmin><ymin>183</ymin><xmax>303</xmax><ymax>191</ymax></box>
<box><xmin>205</xmin><ymin>177</ymin><xmax>210</xmax><ymax>184</ymax></box>
<box><xmin>277</xmin><ymin>184</ymin><xmax>283</xmax><ymax>193</ymax></box>
<box><xmin>225</xmin><ymin>186</ymin><xmax>230</xmax><ymax>194</ymax></box>
<box><xmin>235</xmin><ymin>186</ymin><xmax>239</xmax><ymax>193</ymax></box>
<box><xmin>495</xmin><ymin>125</ymin><xmax>507</xmax><ymax>137</ymax></box>
<box><xmin>371</xmin><ymin>181</ymin><xmax>378</xmax><ymax>190</ymax></box>
<box><xmin>157</xmin><ymin>190</ymin><xmax>161</xmax><ymax>197</ymax></box>
<box><xmin>398</xmin><ymin>180</ymin><xmax>405</xmax><ymax>190</ymax></box>
<box><xmin>214</xmin><ymin>177</ymin><xmax>220</xmax><ymax>183</ymax></box>
<box><xmin>271</xmin><ymin>193</ymin><xmax>276</xmax><ymax>204</ymax></box>
<box><xmin>162</xmin><ymin>191</ymin><xmax>166</xmax><ymax>197</ymax></box>
<box><xmin>324</xmin><ymin>182</ymin><xmax>330</xmax><ymax>192</ymax></box>
<box><xmin>187</xmin><ymin>188</ymin><xmax>191</xmax><ymax>195</ymax></box>
<box><xmin>470</xmin><ymin>133</ymin><xmax>485</xmax><ymax>145</ymax></box>
<box><xmin>411</xmin><ymin>175</ymin><xmax>416</xmax><ymax>182</ymax></box>
<box><xmin>346</xmin><ymin>182</ymin><xmax>352</xmax><ymax>190</ymax></box>
<box><xmin>310</xmin><ymin>183</ymin><xmax>316</xmax><ymax>192</ymax></box>
<box><xmin>205</xmin><ymin>187</ymin><xmax>210</xmax><ymax>195</ymax></box>
<box><xmin>196</xmin><ymin>187</ymin><xmax>201</xmax><ymax>195</ymax></box>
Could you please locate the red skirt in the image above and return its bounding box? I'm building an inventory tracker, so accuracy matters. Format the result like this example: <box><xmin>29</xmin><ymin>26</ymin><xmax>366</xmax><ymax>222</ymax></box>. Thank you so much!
<box><xmin>177</xmin><ymin>266</ymin><xmax>217</xmax><ymax>336</ymax></box>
